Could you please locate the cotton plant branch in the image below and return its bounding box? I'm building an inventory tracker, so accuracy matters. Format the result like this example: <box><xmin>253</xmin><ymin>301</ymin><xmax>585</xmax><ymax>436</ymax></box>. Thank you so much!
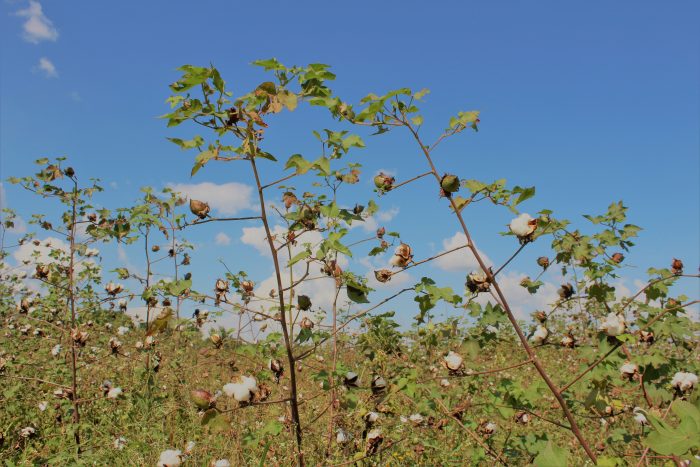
<box><xmin>389</xmin><ymin>108</ymin><xmax>599</xmax><ymax>463</ymax></box>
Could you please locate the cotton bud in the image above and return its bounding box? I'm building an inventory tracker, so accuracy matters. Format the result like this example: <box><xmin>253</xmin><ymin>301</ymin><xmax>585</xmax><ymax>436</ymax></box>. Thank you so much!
<box><xmin>19</xmin><ymin>297</ymin><xmax>32</xmax><ymax>313</ymax></box>
<box><xmin>557</xmin><ymin>283</ymin><xmax>574</xmax><ymax>300</ymax></box>
<box><xmin>371</xmin><ymin>375</ymin><xmax>387</xmax><ymax>395</ymax></box>
<box><xmin>515</xmin><ymin>411</ymin><xmax>531</xmax><ymax>424</ymax></box>
<box><xmin>600</xmin><ymin>312</ymin><xmax>626</xmax><ymax>336</ymax></box>
<box><xmin>297</xmin><ymin>295</ymin><xmax>312</xmax><ymax>311</ymax></box>
<box><xmin>344</xmin><ymin>371</ymin><xmax>359</xmax><ymax>388</ymax></box>
<box><xmin>373</xmin><ymin>172</ymin><xmax>395</xmax><ymax>191</ymax></box>
<box><xmin>671</xmin><ymin>258</ymin><xmax>683</xmax><ymax>275</ymax></box>
<box><xmin>509</xmin><ymin>213</ymin><xmax>537</xmax><ymax>242</ymax></box>
<box><xmin>620</xmin><ymin>362</ymin><xmax>639</xmax><ymax>380</ymax></box>
<box><xmin>210</xmin><ymin>334</ymin><xmax>223</xmax><ymax>349</ymax></box>
<box><xmin>611</xmin><ymin>252</ymin><xmax>624</xmax><ymax>264</ymax></box>
<box><xmin>374</xmin><ymin>269</ymin><xmax>392</xmax><ymax>284</ymax></box>
<box><xmin>443</xmin><ymin>351</ymin><xmax>464</xmax><ymax>374</ymax></box>
<box><xmin>376</xmin><ymin>227</ymin><xmax>386</xmax><ymax>239</ymax></box>
<box><xmin>322</xmin><ymin>260</ymin><xmax>343</xmax><ymax>284</ymax></box>
<box><xmin>531</xmin><ymin>325</ymin><xmax>548</xmax><ymax>344</ymax></box>
<box><xmin>105</xmin><ymin>282</ymin><xmax>123</xmax><ymax>296</ymax></box>
<box><xmin>109</xmin><ymin>337</ymin><xmax>122</xmax><ymax>354</ymax></box>
<box><xmin>537</xmin><ymin>256</ymin><xmax>550</xmax><ymax>269</ymax></box>
<box><xmin>268</xmin><ymin>359</ymin><xmax>284</xmax><ymax>382</ymax></box>
<box><xmin>299</xmin><ymin>317</ymin><xmax>314</xmax><ymax>330</ymax></box>
<box><xmin>671</xmin><ymin>372</ymin><xmax>698</xmax><ymax>393</ymax></box>
<box><xmin>35</xmin><ymin>264</ymin><xmax>50</xmax><ymax>279</ymax></box>
<box><xmin>282</xmin><ymin>192</ymin><xmax>298</xmax><ymax>209</ymax></box>
<box><xmin>189</xmin><ymin>199</ymin><xmax>210</xmax><ymax>219</ymax></box>
<box><xmin>191</xmin><ymin>389</ymin><xmax>215</xmax><ymax>410</ymax></box>
<box><xmin>466</xmin><ymin>271</ymin><xmax>490</xmax><ymax>293</ymax></box>
<box><xmin>440</xmin><ymin>174</ymin><xmax>460</xmax><ymax>194</ymax></box>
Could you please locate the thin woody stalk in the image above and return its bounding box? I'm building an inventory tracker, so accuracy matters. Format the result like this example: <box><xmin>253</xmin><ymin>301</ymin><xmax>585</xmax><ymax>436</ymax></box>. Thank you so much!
<box><xmin>400</xmin><ymin>116</ymin><xmax>598</xmax><ymax>464</ymax></box>
<box><xmin>68</xmin><ymin>178</ymin><xmax>81</xmax><ymax>451</ymax></box>
<box><xmin>248</xmin><ymin>155</ymin><xmax>304</xmax><ymax>465</ymax></box>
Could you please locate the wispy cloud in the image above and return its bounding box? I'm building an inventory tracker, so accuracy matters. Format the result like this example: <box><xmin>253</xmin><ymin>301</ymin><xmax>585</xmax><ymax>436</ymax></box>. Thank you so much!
<box><xmin>168</xmin><ymin>182</ymin><xmax>254</xmax><ymax>215</ymax></box>
<box><xmin>215</xmin><ymin>232</ymin><xmax>231</xmax><ymax>246</ymax></box>
<box><xmin>16</xmin><ymin>1</ymin><xmax>58</xmax><ymax>44</ymax></box>
<box><xmin>37</xmin><ymin>57</ymin><xmax>58</xmax><ymax>78</ymax></box>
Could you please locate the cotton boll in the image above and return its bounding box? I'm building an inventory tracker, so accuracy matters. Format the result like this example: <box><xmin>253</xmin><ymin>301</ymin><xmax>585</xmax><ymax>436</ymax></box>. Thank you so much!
<box><xmin>671</xmin><ymin>372</ymin><xmax>698</xmax><ymax>392</ymax></box>
<box><xmin>600</xmin><ymin>312</ymin><xmax>626</xmax><ymax>336</ymax></box>
<box><xmin>51</xmin><ymin>344</ymin><xmax>61</xmax><ymax>356</ymax></box>
<box><xmin>620</xmin><ymin>362</ymin><xmax>638</xmax><ymax>378</ymax></box>
<box><xmin>409</xmin><ymin>413</ymin><xmax>425</xmax><ymax>425</ymax></box>
<box><xmin>113</xmin><ymin>437</ymin><xmax>127</xmax><ymax>450</ymax></box>
<box><xmin>336</xmin><ymin>429</ymin><xmax>349</xmax><ymax>444</ymax></box>
<box><xmin>117</xmin><ymin>326</ymin><xmax>130</xmax><ymax>336</ymax></box>
<box><xmin>107</xmin><ymin>387</ymin><xmax>123</xmax><ymax>399</ymax></box>
<box><xmin>633</xmin><ymin>408</ymin><xmax>648</xmax><ymax>425</ymax></box>
<box><xmin>443</xmin><ymin>351</ymin><xmax>464</xmax><ymax>372</ymax></box>
<box><xmin>212</xmin><ymin>460</ymin><xmax>231</xmax><ymax>467</ymax></box>
<box><xmin>157</xmin><ymin>449</ymin><xmax>182</xmax><ymax>467</ymax></box>
<box><xmin>531</xmin><ymin>325</ymin><xmax>548</xmax><ymax>344</ymax></box>
<box><xmin>509</xmin><ymin>213</ymin><xmax>537</xmax><ymax>239</ymax></box>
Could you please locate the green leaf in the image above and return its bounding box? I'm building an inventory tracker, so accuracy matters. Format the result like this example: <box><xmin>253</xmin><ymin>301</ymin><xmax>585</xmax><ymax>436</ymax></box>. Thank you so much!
<box><xmin>288</xmin><ymin>250</ymin><xmax>311</xmax><ymax>267</ymax></box>
<box><xmin>533</xmin><ymin>440</ymin><xmax>569</xmax><ymax>467</ymax></box>
<box><xmin>644</xmin><ymin>401</ymin><xmax>700</xmax><ymax>455</ymax></box>
<box><xmin>201</xmin><ymin>409</ymin><xmax>230</xmax><ymax>434</ymax></box>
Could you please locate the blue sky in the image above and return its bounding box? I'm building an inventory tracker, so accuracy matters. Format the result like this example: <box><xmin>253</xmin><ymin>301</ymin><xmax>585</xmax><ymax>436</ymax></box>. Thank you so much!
<box><xmin>1</xmin><ymin>1</ymin><xmax>698</xmax><ymax>331</ymax></box>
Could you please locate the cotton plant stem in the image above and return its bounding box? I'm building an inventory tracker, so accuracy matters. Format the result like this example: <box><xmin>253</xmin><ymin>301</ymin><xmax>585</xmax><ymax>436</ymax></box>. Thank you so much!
<box><xmin>68</xmin><ymin>179</ymin><xmax>81</xmax><ymax>452</ymax></box>
<box><xmin>248</xmin><ymin>155</ymin><xmax>304</xmax><ymax>466</ymax></box>
<box><xmin>401</xmin><ymin>117</ymin><xmax>598</xmax><ymax>464</ymax></box>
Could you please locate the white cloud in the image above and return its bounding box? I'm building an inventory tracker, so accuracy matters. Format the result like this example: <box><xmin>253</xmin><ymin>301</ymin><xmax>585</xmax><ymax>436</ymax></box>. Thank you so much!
<box><xmin>37</xmin><ymin>57</ymin><xmax>57</xmax><ymax>78</ymax></box>
<box><xmin>215</xmin><ymin>232</ymin><xmax>231</xmax><ymax>246</ymax></box>
<box><xmin>16</xmin><ymin>1</ymin><xmax>58</xmax><ymax>44</ymax></box>
<box><xmin>357</xmin><ymin>207</ymin><xmax>399</xmax><ymax>233</ymax></box>
<box><xmin>70</xmin><ymin>91</ymin><xmax>82</xmax><ymax>102</ymax></box>
<box><xmin>434</xmin><ymin>232</ymin><xmax>492</xmax><ymax>271</ymax></box>
<box><xmin>168</xmin><ymin>182</ymin><xmax>254</xmax><ymax>215</ymax></box>
<box><xmin>478</xmin><ymin>271</ymin><xmax>560</xmax><ymax>321</ymax></box>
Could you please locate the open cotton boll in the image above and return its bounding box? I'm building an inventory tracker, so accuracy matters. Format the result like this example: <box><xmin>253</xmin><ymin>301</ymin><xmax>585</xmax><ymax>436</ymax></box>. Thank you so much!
<box><xmin>107</xmin><ymin>387</ymin><xmax>123</xmax><ymax>399</ymax></box>
<box><xmin>633</xmin><ymin>407</ymin><xmax>648</xmax><ymax>425</ymax></box>
<box><xmin>671</xmin><ymin>372</ymin><xmax>698</xmax><ymax>392</ymax></box>
<box><xmin>532</xmin><ymin>325</ymin><xmax>548</xmax><ymax>344</ymax></box>
<box><xmin>443</xmin><ymin>351</ymin><xmax>464</xmax><ymax>371</ymax></box>
<box><xmin>157</xmin><ymin>449</ymin><xmax>182</xmax><ymax>467</ymax></box>
<box><xmin>409</xmin><ymin>413</ymin><xmax>425</xmax><ymax>425</ymax></box>
<box><xmin>113</xmin><ymin>436</ymin><xmax>127</xmax><ymax>450</ymax></box>
<box><xmin>620</xmin><ymin>362</ymin><xmax>638</xmax><ymax>377</ymax></box>
<box><xmin>240</xmin><ymin>375</ymin><xmax>258</xmax><ymax>393</ymax></box>
<box><xmin>336</xmin><ymin>429</ymin><xmax>349</xmax><ymax>444</ymax></box>
<box><xmin>509</xmin><ymin>213</ymin><xmax>536</xmax><ymax>238</ymax></box>
<box><xmin>222</xmin><ymin>383</ymin><xmax>251</xmax><ymax>402</ymax></box>
<box><xmin>212</xmin><ymin>460</ymin><xmax>231</xmax><ymax>467</ymax></box>
<box><xmin>600</xmin><ymin>312</ymin><xmax>626</xmax><ymax>336</ymax></box>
